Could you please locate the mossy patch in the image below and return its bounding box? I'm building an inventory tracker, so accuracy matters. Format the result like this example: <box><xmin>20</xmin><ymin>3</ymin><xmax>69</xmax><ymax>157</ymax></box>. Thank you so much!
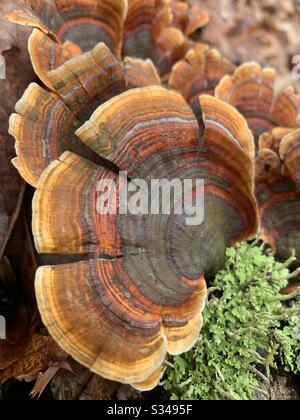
<box><xmin>163</xmin><ymin>242</ymin><xmax>300</xmax><ymax>400</ymax></box>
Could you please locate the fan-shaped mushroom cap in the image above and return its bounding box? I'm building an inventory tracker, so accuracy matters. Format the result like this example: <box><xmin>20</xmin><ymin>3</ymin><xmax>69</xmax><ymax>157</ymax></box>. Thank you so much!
<box><xmin>256</xmin><ymin>128</ymin><xmax>300</xmax><ymax>260</ymax></box>
<box><xmin>169</xmin><ymin>44</ymin><xmax>235</xmax><ymax>117</ymax></box>
<box><xmin>258</xmin><ymin>127</ymin><xmax>294</xmax><ymax>154</ymax></box>
<box><xmin>122</xmin><ymin>0</ymin><xmax>187</xmax><ymax>78</ymax></box>
<box><xmin>7</xmin><ymin>0</ymin><xmax>127</xmax><ymax>55</ymax></box>
<box><xmin>279</xmin><ymin>129</ymin><xmax>300</xmax><ymax>181</ymax></box>
<box><xmin>170</xmin><ymin>0</ymin><xmax>209</xmax><ymax>36</ymax></box>
<box><xmin>54</xmin><ymin>0</ymin><xmax>127</xmax><ymax>55</ymax></box>
<box><xmin>216</xmin><ymin>62</ymin><xmax>300</xmax><ymax>143</ymax></box>
<box><xmin>35</xmin><ymin>254</ymin><xmax>206</xmax><ymax>389</ymax></box>
<box><xmin>6</xmin><ymin>1</ymin><xmax>63</xmax><ymax>42</ymax></box>
<box><xmin>9</xmin><ymin>82</ymin><xmax>86</xmax><ymax>187</ymax></box>
<box><xmin>9</xmin><ymin>42</ymin><xmax>161</xmax><ymax>187</ymax></box>
<box><xmin>28</xmin><ymin>28</ymin><xmax>82</xmax><ymax>89</ymax></box>
<box><xmin>6</xmin><ymin>0</ymin><xmax>128</xmax><ymax>88</ymax></box>
<box><xmin>46</xmin><ymin>42</ymin><xmax>126</xmax><ymax>117</ymax></box>
<box><xmin>255</xmin><ymin>147</ymin><xmax>281</xmax><ymax>182</ymax></box>
<box><xmin>123</xmin><ymin>57</ymin><xmax>161</xmax><ymax>88</ymax></box>
<box><xmin>32</xmin><ymin>86</ymin><xmax>257</xmax><ymax>388</ymax></box>
<box><xmin>7</xmin><ymin>0</ymin><xmax>196</xmax><ymax>81</ymax></box>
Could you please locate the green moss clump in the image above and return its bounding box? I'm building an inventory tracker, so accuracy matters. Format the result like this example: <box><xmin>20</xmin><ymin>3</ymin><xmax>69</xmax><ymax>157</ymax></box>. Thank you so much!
<box><xmin>163</xmin><ymin>242</ymin><xmax>300</xmax><ymax>400</ymax></box>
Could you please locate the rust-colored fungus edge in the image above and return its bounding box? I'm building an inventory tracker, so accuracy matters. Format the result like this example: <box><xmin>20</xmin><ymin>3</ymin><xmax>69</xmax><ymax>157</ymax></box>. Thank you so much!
<box><xmin>215</xmin><ymin>62</ymin><xmax>300</xmax><ymax>143</ymax></box>
<box><xmin>7</xmin><ymin>0</ymin><xmax>206</xmax><ymax>82</ymax></box>
<box><xmin>256</xmin><ymin>128</ymin><xmax>300</xmax><ymax>261</ymax></box>
<box><xmin>170</xmin><ymin>44</ymin><xmax>235</xmax><ymax>117</ymax></box>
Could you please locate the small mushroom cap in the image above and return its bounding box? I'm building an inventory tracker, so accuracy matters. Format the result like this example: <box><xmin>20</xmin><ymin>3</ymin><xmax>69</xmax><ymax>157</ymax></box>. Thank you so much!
<box><xmin>28</xmin><ymin>28</ymin><xmax>82</xmax><ymax>89</ymax></box>
<box><xmin>171</xmin><ymin>1</ymin><xmax>209</xmax><ymax>36</ymax></box>
<box><xmin>256</xmin><ymin>128</ymin><xmax>300</xmax><ymax>260</ymax></box>
<box><xmin>258</xmin><ymin>127</ymin><xmax>294</xmax><ymax>154</ymax></box>
<box><xmin>279</xmin><ymin>128</ymin><xmax>300</xmax><ymax>181</ymax></box>
<box><xmin>122</xmin><ymin>0</ymin><xmax>187</xmax><ymax>78</ymax></box>
<box><xmin>258</xmin><ymin>188</ymin><xmax>300</xmax><ymax>259</ymax></box>
<box><xmin>123</xmin><ymin>56</ymin><xmax>161</xmax><ymax>88</ymax></box>
<box><xmin>47</xmin><ymin>42</ymin><xmax>126</xmax><ymax>118</ymax></box>
<box><xmin>170</xmin><ymin>44</ymin><xmax>235</xmax><ymax>117</ymax></box>
<box><xmin>216</xmin><ymin>62</ymin><xmax>300</xmax><ymax>143</ymax></box>
<box><xmin>200</xmin><ymin>94</ymin><xmax>255</xmax><ymax>160</ymax></box>
<box><xmin>255</xmin><ymin>148</ymin><xmax>281</xmax><ymax>182</ymax></box>
<box><xmin>9</xmin><ymin>82</ymin><xmax>85</xmax><ymax>187</ymax></box>
<box><xmin>7</xmin><ymin>1</ymin><xmax>127</xmax><ymax>88</ymax></box>
<box><xmin>6</xmin><ymin>5</ymin><xmax>61</xmax><ymax>42</ymax></box>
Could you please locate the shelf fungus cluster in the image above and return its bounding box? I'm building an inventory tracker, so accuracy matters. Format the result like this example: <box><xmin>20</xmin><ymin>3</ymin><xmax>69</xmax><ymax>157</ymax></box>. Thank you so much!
<box><xmin>215</xmin><ymin>62</ymin><xmax>300</xmax><ymax>274</ymax></box>
<box><xmin>169</xmin><ymin>44</ymin><xmax>235</xmax><ymax>117</ymax></box>
<box><xmin>6</xmin><ymin>0</ymin><xmax>209</xmax><ymax>83</ymax></box>
<box><xmin>9</xmin><ymin>41</ymin><xmax>161</xmax><ymax>187</ymax></box>
<box><xmin>9</xmin><ymin>0</ymin><xmax>300</xmax><ymax>392</ymax></box>
<box><xmin>256</xmin><ymin>128</ymin><xmax>300</xmax><ymax>264</ymax></box>
<box><xmin>213</xmin><ymin>62</ymin><xmax>300</xmax><ymax>279</ymax></box>
<box><xmin>8</xmin><ymin>0</ymin><xmax>300</xmax><ymax>390</ymax></box>
<box><xmin>9</xmin><ymin>56</ymin><xmax>258</xmax><ymax>387</ymax></box>
<box><xmin>215</xmin><ymin>63</ymin><xmax>300</xmax><ymax>144</ymax></box>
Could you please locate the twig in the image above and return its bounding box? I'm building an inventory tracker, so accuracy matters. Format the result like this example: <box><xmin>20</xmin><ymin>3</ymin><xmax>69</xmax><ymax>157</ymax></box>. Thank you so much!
<box><xmin>214</xmin><ymin>384</ymin><xmax>240</xmax><ymax>400</ymax></box>
<box><xmin>250</xmin><ymin>385</ymin><xmax>269</xmax><ymax>399</ymax></box>
<box><xmin>274</xmin><ymin>289</ymin><xmax>300</xmax><ymax>301</ymax></box>
<box><xmin>250</xmin><ymin>235</ymin><xmax>262</xmax><ymax>248</ymax></box>
<box><xmin>277</xmin><ymin>267</ymin><xmax>300</xmax><ymax>280</ymax></box>
<box><xmin>74</xmin><ymin>372</ymin><xmax>94</xmax><ymax>400</ymax></box>
<box><xmin>247</xmin><ymin>365</ymin><xmax>270</xmax><ymax>384</ymax></box>
<box><xmin>282</xmin><ymin>250</ymin><xmax>296</xmax><ymax>268</ymax></box>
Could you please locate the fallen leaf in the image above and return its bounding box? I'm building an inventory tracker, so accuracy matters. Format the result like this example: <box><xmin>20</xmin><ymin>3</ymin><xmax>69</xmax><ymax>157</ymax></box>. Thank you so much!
<box><xmin>50</xmin><ymin>360</ymin><xmax>119</xmax><ymax>400</ymax></box>
<box><xmin>0</xmin><ymin>334</ymin><xmax>68</xmax><ymax>389</ymax></box>
<box><xmin>0</xmin><ymin>256</ymin><xmax>29</xmax><ymax>370</ymax></box>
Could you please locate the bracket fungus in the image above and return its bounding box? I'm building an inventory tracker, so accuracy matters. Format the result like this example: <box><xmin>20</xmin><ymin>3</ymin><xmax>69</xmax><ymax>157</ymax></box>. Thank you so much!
<box><xmin>7</xmin><ymin>0</ymin><xmax>209</xmax><ymax>83</ymax></box>
<box><xmin>169</xmin><ymin>44</ymin><xmax>235</xmax><ymax>117</ymax></box>
<box><xmin>170</xmin><ymin>0</ymin><xmax>209</xmax><ymax>37</ymax></box>
<box><xmin>7</xmin><ymin>0</ymin><xmax>127</xmax><ymax>54</ymax></box>
<box><xmin>256</xmin><ymin>127</ymin><xmax>300</xmax><ymax>263</ymax></box>
<box><xmin>9</xmin><ymin>82</ymin><xmax>258</xmax><ymax>389</ymax></box>
<box><xmin>6</xmin><ymin>0</ymin><xmax>128</xmax><ymax>88</ymax></box>
<box><xmin>215</xmin><ymin>62</ymin><xmax>300</xmax><ymax>144</ymax></box>
<box><xmin>122</xmin><ymin>0</ymin><xmax>187</xmax><ymax>79</ymax></box>
<box><xmin>9</xmin><ymin>41</ymin><xmax>160</xmax><ymax>187</ymax></box>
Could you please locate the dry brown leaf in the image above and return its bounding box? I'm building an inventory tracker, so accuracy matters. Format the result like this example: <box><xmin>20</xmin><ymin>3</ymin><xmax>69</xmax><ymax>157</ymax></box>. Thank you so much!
<box><xmin>0</xmin><ymin>334</ymin><xmax>68</xmax><ymax>389</ymax></box>
<box><xmin>0</xmin><ymin>257</ymin><xmax>29</xmax><ymax>370</ymax></box>
<box><xmin>50</xmin><ymin>359</ymin><xmax>119</xmax><ymax>400</ymax></box>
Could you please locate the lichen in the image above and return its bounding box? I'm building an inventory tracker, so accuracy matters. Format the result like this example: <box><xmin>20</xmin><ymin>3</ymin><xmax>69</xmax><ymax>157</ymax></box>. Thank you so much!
<box><xmin>163</xmin><ymin>242</ymin><xmax>300</xmax><ymax>400</ymax></box>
